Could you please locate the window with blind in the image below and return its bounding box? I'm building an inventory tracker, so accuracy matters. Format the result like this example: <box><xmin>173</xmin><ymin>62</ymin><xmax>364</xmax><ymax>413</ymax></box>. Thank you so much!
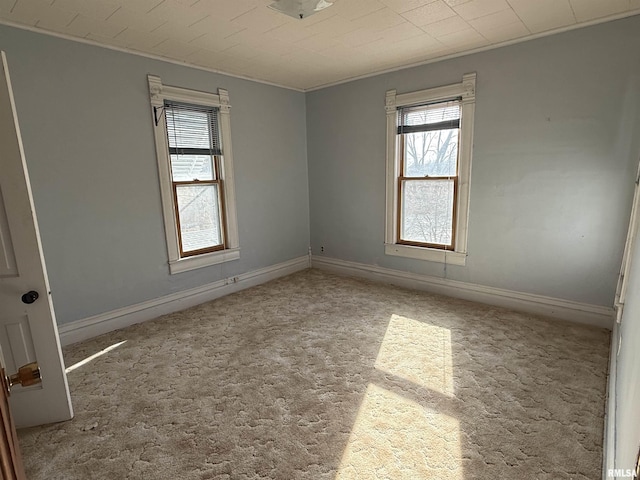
<box><xmin>398</xmin><ymin>100</ymin><xmax>461</xmax><ymax>249</ymax></box>
<box><xmin>148</xmin><ymin>76</ymin><xmax>239</xmax><ymax>274</ymax></box>
<box><xmin>165</xmin><ymin>102</ymin><xmax>225</xmax><ymax>256</ymax></box>
<box><xmin>385</xmin><ymin>74</ymin><xmax>476</xmax><ymax>265</ymax></box>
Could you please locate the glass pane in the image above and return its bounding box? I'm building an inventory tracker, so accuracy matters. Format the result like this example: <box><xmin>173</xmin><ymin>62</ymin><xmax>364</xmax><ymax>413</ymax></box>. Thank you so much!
<box><xmin>176</xmin><ymin>184</ymin><xmax>222</xmax><ymax>253</ymax></box>
<box><xmin>170</xmin><ymin>155</ymin><xmax>214</xmax><ymax>181</ymax></box>
<box><xmin>403</xmin><ymin>129</ymin><xmax>459</xmax><ymax>177</ymax></box>
<box><xmin>401</xmin><ymin>180</ymin><xmax>454</xmax><ymax>246</ymax></box>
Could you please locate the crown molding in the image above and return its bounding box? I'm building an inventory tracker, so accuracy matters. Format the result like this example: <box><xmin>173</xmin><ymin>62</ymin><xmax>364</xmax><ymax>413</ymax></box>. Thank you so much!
<box><xmin>0</xmin><ymin>19</ymin><xmax>304</xmax><ymax>93</ymax></box>
<box><xmin>0</xmin><ymin>10</ymin><xmax>639</xmax><ymax>93</ymax></box>
<box><xmin>304</xmin><ymin>10</ymin><xmax>640</xmax><ymax>92</ymax></box>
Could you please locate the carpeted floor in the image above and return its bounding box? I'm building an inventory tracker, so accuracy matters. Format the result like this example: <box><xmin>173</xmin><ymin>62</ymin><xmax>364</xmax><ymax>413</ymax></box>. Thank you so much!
<box><xmin>18</xmin><ymin>269</ymin><xmax>610</xmax><ymax>479</ymax></box>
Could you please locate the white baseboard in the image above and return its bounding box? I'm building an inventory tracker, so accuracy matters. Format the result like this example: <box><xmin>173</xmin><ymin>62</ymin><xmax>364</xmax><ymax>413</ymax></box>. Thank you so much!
<box><xmin>58</xmin><ymin>255</ymin><xmax>310</xmax><ymax>346</ymax></box>
<box><xmin>311</xmin><ymin>256</ymin><xmax>614</xmax><ymax>329</ymax></box>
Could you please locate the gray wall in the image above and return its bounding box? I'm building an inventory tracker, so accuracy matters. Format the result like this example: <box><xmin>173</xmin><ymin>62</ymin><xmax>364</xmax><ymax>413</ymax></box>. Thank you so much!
<box><xmin>306</xmin><ymin>15</ymin><xmax>640</xmax><ymax>307</ymax></box>
<box><xmin>0</xmin><ymin>25</ymin><xmax>310</xmax><ymax>325</ymax></box>
<box><xmin>2</xmin><ymin>15</ymin><xmax>639</xmax><ymax>323</ymax></box>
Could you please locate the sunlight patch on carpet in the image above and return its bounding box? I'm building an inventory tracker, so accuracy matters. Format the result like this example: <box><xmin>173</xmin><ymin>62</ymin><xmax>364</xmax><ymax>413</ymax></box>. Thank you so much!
<box><xmin>375</xmin><ymin>314</ymin><xmax>454</xmax><ymax>396</ymax></box>
<box><xmin>65</xmin><ymin>341</ymin><xmax>127</xmax><ymax>373</ymax></box>
<box><xmin>336</xmin><ymin>383</ymin><xmax>462</xmax><ymax>479</ymax></box>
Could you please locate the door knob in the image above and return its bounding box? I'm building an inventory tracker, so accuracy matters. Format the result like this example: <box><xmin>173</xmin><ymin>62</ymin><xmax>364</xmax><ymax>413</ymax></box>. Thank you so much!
<box><xmin>21</xmin><ymin>290</ymin><xmax>39</xmax><ymax>304</ymax></box>
<box><xmin>4</xmin><ymin>362</ymin><xmax>41</xmax><ymax>395</ymax></box>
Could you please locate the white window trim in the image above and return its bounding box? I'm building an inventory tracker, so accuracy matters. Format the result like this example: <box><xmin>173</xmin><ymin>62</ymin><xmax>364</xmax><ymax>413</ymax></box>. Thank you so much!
<box><xmin>384</xmin><ymin>73</ymin><xmax>476</xmax><ymax>266</ymax></box>
<box><xmin>148</xmin><ymin>75</ymin><xmax>240</xmax><ymax>274</ymax></box>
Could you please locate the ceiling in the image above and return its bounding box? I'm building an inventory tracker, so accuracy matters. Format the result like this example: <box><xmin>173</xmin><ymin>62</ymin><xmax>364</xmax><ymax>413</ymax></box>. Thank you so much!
<box><xmin>0</xmin><ymin>0</ymin><xmax>638</xmax><ymax>91</ymax></box>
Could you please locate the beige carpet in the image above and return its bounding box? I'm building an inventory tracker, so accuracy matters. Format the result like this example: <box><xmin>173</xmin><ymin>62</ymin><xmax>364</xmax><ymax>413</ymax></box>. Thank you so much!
<box><xmin>18</xmin><ymin>269</ymin><xmax>610</xmax><ymax>479</ymax></box>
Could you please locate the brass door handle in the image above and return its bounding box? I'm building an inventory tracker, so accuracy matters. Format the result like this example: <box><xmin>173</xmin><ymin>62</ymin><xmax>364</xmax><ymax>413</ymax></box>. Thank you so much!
<box><xmin>4</xmin><ymin>362</ymin><xmax>41</xmax><ymax>395</ymax></box>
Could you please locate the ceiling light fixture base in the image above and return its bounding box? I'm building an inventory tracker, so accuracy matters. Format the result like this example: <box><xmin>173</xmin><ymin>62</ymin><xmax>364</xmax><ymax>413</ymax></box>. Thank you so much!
<box><xmin>268</xmin><ymin>0</ymin><xmax>334</xmax><ymax>19</ymax></box>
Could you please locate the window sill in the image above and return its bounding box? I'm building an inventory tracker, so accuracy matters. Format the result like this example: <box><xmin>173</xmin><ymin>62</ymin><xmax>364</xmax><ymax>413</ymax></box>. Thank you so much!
<box><xmin>169</xmin><ymin>248</ymin><xmax>240</xmax><ymax>274</ymax></box>
<box><xmin>384</xmin><ymin>243</ymin><xmax>466</xmax><ymax>266</ymax></box>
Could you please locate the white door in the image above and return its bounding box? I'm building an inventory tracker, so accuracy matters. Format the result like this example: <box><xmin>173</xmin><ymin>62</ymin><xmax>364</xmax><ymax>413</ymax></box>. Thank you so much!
<box><xmin>0</xmin><ymin>51</ymin><xmax>73</xmax><ymax>428</ymax></box>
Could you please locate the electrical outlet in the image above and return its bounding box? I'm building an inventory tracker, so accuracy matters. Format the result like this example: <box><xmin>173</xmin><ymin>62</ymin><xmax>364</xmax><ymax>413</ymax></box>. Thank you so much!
<box><xmin>321</xmin><ymin>246</ymin><xmax>324</xmax><ymax>252</ymax></box>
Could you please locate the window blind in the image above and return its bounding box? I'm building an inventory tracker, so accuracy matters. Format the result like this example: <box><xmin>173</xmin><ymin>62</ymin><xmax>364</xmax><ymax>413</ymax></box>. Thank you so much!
<box><xmin>397</xmin><ymin>99</ymin><xmax>461</xmax><ymax>135</ymax></box>
<box><xmin>164</xmin><ymin>101</ymin><xmax>222</xmax><ymax>156</ymax></box>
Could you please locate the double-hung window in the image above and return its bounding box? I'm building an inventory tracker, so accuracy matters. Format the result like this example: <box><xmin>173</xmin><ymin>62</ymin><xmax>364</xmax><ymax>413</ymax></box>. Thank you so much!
<box><xmin>165</xmin><ymin>102</ymin><xmax>225</xmax><ymax>256</ymax></box>
<box><xmin>148</xmin><ymin>76</ymin><xmax>239</xmax><ymax>274</ymax></box>
<box><xmin>385</xmin><ymin>73</ymin><xmax>476</xmax><ymax>266</ymax></box>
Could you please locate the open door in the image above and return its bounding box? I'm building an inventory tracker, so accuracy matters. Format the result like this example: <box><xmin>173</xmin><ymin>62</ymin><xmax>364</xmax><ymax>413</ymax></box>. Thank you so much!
<box><xmin>0</xmin><ymin>51</ymin><xmax>73</xmax><ymax>428</ymax></box>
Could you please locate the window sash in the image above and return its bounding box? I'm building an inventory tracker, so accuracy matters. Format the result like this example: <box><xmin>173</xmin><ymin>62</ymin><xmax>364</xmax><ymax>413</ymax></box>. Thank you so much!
<box><xmin>397</xmin><ymin>177</ymin><xmax>458</xmax><ymax>250</ymax></box>
<box><xmin>400</xmin><ymin>128</ymin><xmax>460</xmax><ymax>178</ymax></box>
<box><xmin>172</xmin><ymin>174</ymin><xmax>226</xmax><ymax>257</ymax></box>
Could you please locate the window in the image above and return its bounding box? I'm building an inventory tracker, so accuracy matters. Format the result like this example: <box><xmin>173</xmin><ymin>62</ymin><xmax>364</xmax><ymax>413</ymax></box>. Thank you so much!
<box><xmin>148</xmin><ymin>76</ymin><xmax>239</xmax><ymax>274</ymax></box>
<box><xmin>385</xmin><ymin>73</ymin><xmax>476</xmax><ymax>266</ymax></box>
<box><xmin>165</xmin><ymin>102</ymin><xmax>225</xmax><ymax>256</ymax></box>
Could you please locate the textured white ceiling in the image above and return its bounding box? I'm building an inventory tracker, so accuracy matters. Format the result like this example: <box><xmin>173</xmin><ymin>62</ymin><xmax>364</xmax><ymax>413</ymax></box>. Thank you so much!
<box><xmin>1</xmin><ymin>0</ymin><xmax>638</xmax><ymax>90</ymax></box>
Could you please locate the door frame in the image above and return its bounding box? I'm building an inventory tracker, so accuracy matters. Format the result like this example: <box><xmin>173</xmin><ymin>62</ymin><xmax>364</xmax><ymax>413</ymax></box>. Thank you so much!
<box><xmin>0</xmin><ymin>368</ymin><xmax>26</xmax><ymax>480</ymax></box>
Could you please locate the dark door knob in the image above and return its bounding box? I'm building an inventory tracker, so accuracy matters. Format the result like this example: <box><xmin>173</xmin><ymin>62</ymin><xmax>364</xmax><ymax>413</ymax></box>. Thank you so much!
<box><xmin>21</xmin><ymin>291</ymin><xmax>39</xmax><ymax>304</ymax></box>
